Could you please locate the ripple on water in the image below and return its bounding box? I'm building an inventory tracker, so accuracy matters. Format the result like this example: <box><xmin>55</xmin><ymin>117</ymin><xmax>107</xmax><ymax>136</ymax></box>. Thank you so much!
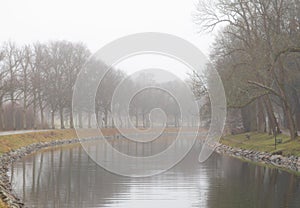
<box><xmin>8</xmin><ymin>140</ymin><xmax>300</xmax><ymax>208</ymax></box>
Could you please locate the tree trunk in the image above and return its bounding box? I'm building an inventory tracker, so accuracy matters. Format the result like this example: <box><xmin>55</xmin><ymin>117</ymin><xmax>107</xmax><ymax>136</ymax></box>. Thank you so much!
<box><xmin>263</xmin><ymin>96</ymin><xmax>280</xmax><ymax>134</ymax></box>
<box><xmin>135</xmin><ymin>111</ymin><xmax>139</xmax><ymax>128</ymax></box>
<box><xmin>11</xmin><ymin>94</ymin><xmax>16</xmax><ymax>130</ymax></box>
<box><xmin>38</xmin><ymin>93</ymin><xmax>44</xmax><ymax>128</ymax></box>
<box><xmin>277</xmin><ymin>58</ymin><xmax>296</xmax><ymax>139</ymax></box>
<box><xmin>284</xmin><ymin>101</ymin><xmax>297</xmax><ymax>140</ymax></box>
<box><xmin>69</xmin><ymin>109</ymin><xmax>74</xmax><ymax>129</ymax></box>
<box><xmin>59</xmin><ymin>107</ymin><xmax>65</xmax><ymax>129</ymax></box>
<box><xmin>40</xmin><ymin>108</ymin><xmax>44</xmax><ymax>129</ymax></box>
<box><xmin>51</xmin><ymin>110</ymin><xmax>55</xmax><ymax>129</ymax></box>
<box><xmin>295</xmin><ymin>108</ymin><xmax>300</xmax><ymax>131</ymax></box>
<box><xmin>241</xmin><ymin>102</ymin><xmax>257</xmax><ymax>132</ymax></box>
<box><xmin>23</xmin><ymin>109</ymin><xmax>27</xmax><ymax>130</ymax></box>
<box><xmin>88</xmin><ymin>111</ymin><xmax>91</xmax><ymax>128</ymax></box>
<box><xmin>78</xmin><ymin>111</ymin><xmax>83</xmax><ymax>128</ymax></box>
<box><xmin>257</xmin><ymin>98</ymin><xmax>266</xmax><ymax>133</ymax></box>
<box><xmin>104</xmin><ymin>108</ymin><xmax>108</xmax><ymax>128</ymax></box>
<box><xmin>0</xmin><ymin>102</ymin><xmax>4</xmax><ymax>131</ymax></box>
<box><xmin>33</xmin><ymin>93</ymin><xmax>37</xmax><ymax>129</ymax></box>
<box><xmin>118</xmin><ymin>114</ymin><xmax>123</xmax><ymax>128</ymax></box>
<box><xmin>96</xmin><ymin>110</ymin><xmax>99</xmax><ymax>126</ymax></box>
<box><xmin>291</xmin><ymin>88</ymin><xmax>300</xmax><ymax>131</ymax></box>
<box><xmin>142</xmin><ymin>111</ymin><xmax>145</xmax><ymax>128</ymax></box>
<box><xmin>23</xmin><ymin>91</ymin><xmax>27</xmax><ymax>129</ymax></box>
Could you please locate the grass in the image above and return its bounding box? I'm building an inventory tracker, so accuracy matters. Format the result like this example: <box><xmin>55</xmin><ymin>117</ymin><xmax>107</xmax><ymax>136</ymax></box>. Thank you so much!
<box><xmin>0</xmin><ymin>128</ymin><xmax>125</xmax><ymax>156</ymax></box>
<box><xmin>0</xmin><ymin>200</ymin><xmax>6</xmax><ymax>208</ymax></box>
<box><xmin>0</xmin><ymin>129</ymin><xmax>76</xmax><ymax>155</ymax></box>
<box><xmin>0</xmin><ymin>126</ymin><xmax>195</xmax><ymax>156</ymax></box>
<box><xmin>221</xmin><ymin>132</ymin><xmax>300</xmax><ymax>156</ymax></box>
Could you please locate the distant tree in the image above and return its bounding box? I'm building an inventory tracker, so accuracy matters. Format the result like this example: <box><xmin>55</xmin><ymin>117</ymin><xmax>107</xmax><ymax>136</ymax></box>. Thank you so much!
<box><xmin>3</xmin><ymin>42</ymin><xmax>20</xmax><ymax>130</ymax></box>
<box><xmin>0</xmin><ymin>44</ymin><xmax>9</xmax><ymax>130</ymax></box>
<box><xmin>96</xmin><ymin>69</ymin><xmax>124</xmax><ymax>128</ymax></box>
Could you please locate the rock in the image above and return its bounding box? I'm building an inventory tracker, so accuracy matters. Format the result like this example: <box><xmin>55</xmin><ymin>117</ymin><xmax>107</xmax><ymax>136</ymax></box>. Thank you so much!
<box><xmin>296</xmin><ymin>158</ymin><xmax>300</xmax><ymax>167</ymax></box>
<box><xmin>258</xmin><ymin>154</ymin><xmax>266</xmax><ymax>160</ymax></box>
<box><xmin>272</xmin><ymin>151</ymin><xmax>283</xmax><ymax>155</ymax></box>
<box><xmin>235</xmin><ymin>152</ymin><xmax>241</xmax><ymax>156</ymax></box>
<box><xmin>270</xmin><ymin>155</ymin><xmax>282</xmax><ymax>161</ymax></box>
<box><xmin>214</xmin><ymin>143</ymin><xmax>300</xmax><ymax>176</ymax></box>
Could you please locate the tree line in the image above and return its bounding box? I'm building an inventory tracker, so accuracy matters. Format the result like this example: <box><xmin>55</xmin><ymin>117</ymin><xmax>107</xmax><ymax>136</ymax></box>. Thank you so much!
<box><xmin>78</xmin><ymin>67</ymin><xmax>198</xmax><ymax>129</ymax></box>
<box><xmin>194</xmin><ymin>0</ymin><xmax>300</xmax><ymax>139</ymax></box>
<box><xmin>0</xmin><ymin>40</ymin><xmax>91</xmax><ymax>130</ymax></box>
<box><xmin>0</xmin><ymin>40</ymin><xmax>195</xmax><ymax>131</ymax></box>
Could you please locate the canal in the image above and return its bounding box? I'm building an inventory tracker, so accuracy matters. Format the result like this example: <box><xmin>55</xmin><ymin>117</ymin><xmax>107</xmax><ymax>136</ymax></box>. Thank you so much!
<box><xmin>9</xmin><ymin>138</ymin><xmax>300</xmax><ymax>208</ymax></box>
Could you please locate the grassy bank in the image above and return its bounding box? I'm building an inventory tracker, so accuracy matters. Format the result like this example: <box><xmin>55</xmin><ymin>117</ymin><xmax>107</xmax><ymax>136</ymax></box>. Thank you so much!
<box><xmin>0</xmin><ymin>128</ymin><xmax>123</xmax><ymax>208</ymax></box>
<box><xmin>0</xmin><ymin>128</ymin><xmax>124</xmax><ymax>156</ymax></box>
<box><xmin>0</xmin><ymin>127</ymin><xmax>196</xmax><ymax>157</ymax></box>
<box><xmin>221</xmin><ymin>132</ymin><xmax>300</xmax><ymax>156</ymax></box>
<box><xmin>0</xmin><ymin>200</ymin><xmax>6</xmax><ymax>208</ymax></box>
<box><xmin>0</xmin><ymin>129</ymin><xmax>75</xmax><ymax>156</ymax></box>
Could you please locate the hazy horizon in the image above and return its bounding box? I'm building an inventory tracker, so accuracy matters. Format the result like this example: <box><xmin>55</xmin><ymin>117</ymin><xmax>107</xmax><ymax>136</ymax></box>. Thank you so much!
<box><xmin>0</xmin><ymin>0</ymin><xmax>216</xmax><ymax>56</ymax></box>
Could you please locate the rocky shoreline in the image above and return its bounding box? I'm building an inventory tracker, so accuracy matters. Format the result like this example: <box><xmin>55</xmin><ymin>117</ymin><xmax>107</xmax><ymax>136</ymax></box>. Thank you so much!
<box><xmin>2</xmin><ymin>138</ymin><xmax>300</xmax><ymax>208</ymax></box>
<box><xmin>0</xmin><ymin>137</ymin><xmax>102</xmax><ymax>208</ymax></box>
<box><xmin>215</xmin><ymin>143</ymin><xmax>300</xmax><ymax>173</ymax></box>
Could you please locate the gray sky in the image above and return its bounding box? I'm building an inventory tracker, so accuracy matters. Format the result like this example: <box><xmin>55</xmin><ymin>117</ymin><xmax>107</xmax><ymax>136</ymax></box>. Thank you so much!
<box><xmin>1</xmin><ymin>0</ymin><xmax>215</xmax><ymax>56</ymax></box>
<box><xmin>1</xmin><ymin>0</ymin><xmax>217</xmax><ymax>80</ymax></box>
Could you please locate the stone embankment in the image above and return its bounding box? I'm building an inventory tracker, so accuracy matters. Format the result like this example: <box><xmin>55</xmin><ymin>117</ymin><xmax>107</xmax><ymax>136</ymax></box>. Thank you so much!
<box><xmin>0</xmin><ymin>137</ymin><xmax>99</xmax><ymax>208</ymax></box>
<box><xmin>215</xmin><ymin>144</ymin><xmax>300</xmax><ymax>172</ymax></box>
<box><xmin>2</xmin><ymin>136</ymin><xmax>300</xmax><ymax>207</ymax></box>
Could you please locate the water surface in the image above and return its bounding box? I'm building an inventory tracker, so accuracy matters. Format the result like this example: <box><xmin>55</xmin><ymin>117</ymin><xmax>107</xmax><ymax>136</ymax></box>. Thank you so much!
<box><xmin>9</xmin><ymin>139</ymin><xmax>300</xmax><ymax>208</ymax></box>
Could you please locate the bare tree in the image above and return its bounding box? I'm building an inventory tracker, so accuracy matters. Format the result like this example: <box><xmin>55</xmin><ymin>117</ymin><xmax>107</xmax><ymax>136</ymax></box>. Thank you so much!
<box><xmin>3</xmin><ymin>42</ymin><xmax>21</xmax><ymax>130</ymax></box>
<box><xmin>96</xmin><ymin>69</ymin><xmax>124</xmax><ymax>128</ymax></box>
<box><xmin>194</xmin><ymin>0</ymin><xmax>300</xmax><ymax>139</ymax></box>
<box><xmin>30</xmin><ymin>43</ymin><xmax>49</xmax><ymax>129</ymax></box>
<box><xmin>19</xmin><ymin>44</ymin><xmax>34</xmax><ymax>129</ymax></box>
<box><xmin>0</xmin><ymin>44</ymin><xmax>9</xmax><ymax>130</ymax></box>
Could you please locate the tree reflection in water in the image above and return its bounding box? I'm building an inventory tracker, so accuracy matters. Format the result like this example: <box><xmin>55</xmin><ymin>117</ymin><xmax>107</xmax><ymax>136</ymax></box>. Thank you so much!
<box><xmin>8</xmin><ymin>140</ymin><xmax>300</xmax><ymax>208</ymax></box>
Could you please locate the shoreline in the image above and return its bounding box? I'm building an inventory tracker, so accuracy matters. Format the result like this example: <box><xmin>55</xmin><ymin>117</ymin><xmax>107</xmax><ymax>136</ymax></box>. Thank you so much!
<box><xmin>0</xmin><ymin>129</ymin><xmax>194</xmax><ymax>208</ymax></box>
<box><xmin>2</xmin><ymin>132</ymin><xmax>300</xmax><ymax>207</ymax></box>
<box><xmin>215</xmin><ymin>143</ymin><xmax>300</xmax><ymax>175</ymax></box>
<box><xmin>0</xmin><ymin>136</ymin><xmax>105</xmax><ymax>208</ymax></box>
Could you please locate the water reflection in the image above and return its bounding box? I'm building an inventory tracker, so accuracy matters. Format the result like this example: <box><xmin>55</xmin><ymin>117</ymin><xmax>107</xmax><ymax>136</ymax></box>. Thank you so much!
<box><xmin>9</xmin><ymin>140</ymin><xmax>300</xmax><ymax>208</ymax></box>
